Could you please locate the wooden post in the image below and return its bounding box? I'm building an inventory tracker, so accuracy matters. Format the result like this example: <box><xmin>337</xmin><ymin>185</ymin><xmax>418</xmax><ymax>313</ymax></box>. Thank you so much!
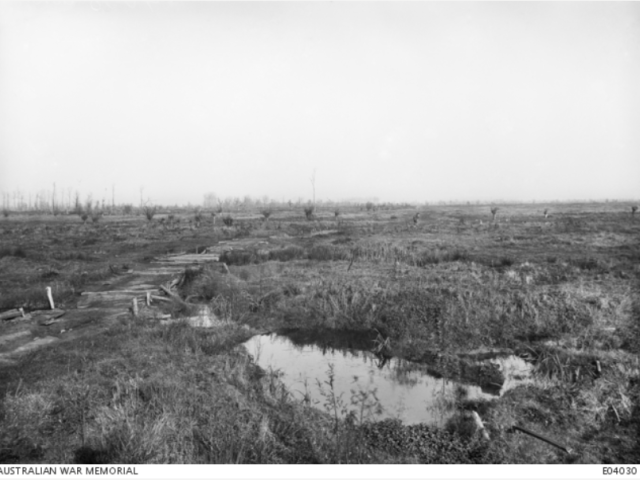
<box><xmin>46</xmin><ymin>286</ymin><xmax>55</xmax><ymax>310</ymax></box>
<box><xmin>470</xmin><ymin>411</ymin><xmax>490</xmax><ymax>441</ymax></box>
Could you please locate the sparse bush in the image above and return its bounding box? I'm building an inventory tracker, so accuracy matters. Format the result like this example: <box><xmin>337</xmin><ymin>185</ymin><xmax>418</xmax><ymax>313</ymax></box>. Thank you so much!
<box><xmin>569</xmin><ymin>256</ymin><xmax>605</xmax><ymax>272</ymax></box>
<box><xmin>269</xmin><ymin>246</ymin><xmax>305</xmax><ymax>262</ymax></box>
<box><xmin>219</xmin><ymin>249</ymin><xmax>256</xmax><ymax>265</ymax></box>
<box><xmin>632</xmin><ymin>206</ymin><xmax>638</xmax><ymax>216</ymax></box>
<box><xmin>308</xmin><ymin>244</ymin><xmax>349</xmax><ymax>261</ymax></box>
<box><xmin>91</xmin><ymin>210</ymin><xmax>102</xmax><ymax>223</ymax></box>
<box><xmin>194</xmin><ymin>210</ymin><xmax>203</xmax><ymax>227</ymax></box>
<box><xmin>0</xmin><ymin>246</ymin><xmax>27</xmax><ymax>259</ymax></box>
<box><xmin>490</xmin><ymin>207</ymin><xmax>499</xmax><ymax>222</ymax></box>
<box><xmin>497</xmin><ymin>256</ymin><xmax>515</xmax><ymax>267</ymax></box>
<box><xmin>334</xmin><ymin>208</ymin><xmax>340</xmax><ymax>218</ymax></box>
<box><xmin>222</xmin><ymin>215</ymin><xmax>234</xmax><ymax>227</ymax></box>
<box><xmin>238</xmin><ymin>268</ymin><xmax>252</xmax><ymax>281</ymax></box>
<box><xmin>261</xmin><ymin>209</ymin><xmax>272</xmax><ymax>220</ymax></box>
<box><xmin>181</xmin><ymin>267</ymin><xmax>244</xmax><ymax>302</ymax></box>
<box><xmin>2</xmin><ymin>208</ymin><xmax>9</xmax><ymax>218</ymax></box>
<box><xmin>414</xmin><ymin>248</ymin><xmax>470</xmax><ymax>266</ymax></box>
<box><xmin>143</xmin><ymin>205</ymin><xmax>156</xmax><ymax>222</ymax></box>
<box><xmin>304</xmin><ymin>206</ymin><xmax>314</xmax><ymax>221</ymax></box>
<box><xmin>80</xmin><ymin>211</ymin><xmax>89</xmax><ymax>223</ymax></box>
<box><xmin>365</xmin><ymin>202</ymin><xmax>374</xmax><ymax>212</ymax></box>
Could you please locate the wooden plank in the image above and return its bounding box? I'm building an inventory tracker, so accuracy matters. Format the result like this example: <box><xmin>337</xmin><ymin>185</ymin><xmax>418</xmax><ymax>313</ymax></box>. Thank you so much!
<box><xmin>0</xmin><ymin>309</ymin><xmax>21</xmax><ymax>321</ymax></box>
<box><xmin>164</xmin><ymin>254</ymin><xmax>220</xmax><ymax>262</ymax></box>
<box><xmin>81</xmin><ymin>290</ymin><xmax>157</xmax><ymax>296</ymax></box>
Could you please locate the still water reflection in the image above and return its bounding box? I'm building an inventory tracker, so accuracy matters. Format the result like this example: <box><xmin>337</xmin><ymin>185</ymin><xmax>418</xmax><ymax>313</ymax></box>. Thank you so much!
<box><xmin>243</xmin><ymin>334</ymin><xmax>531</xmax><ymax>426</ymax></box>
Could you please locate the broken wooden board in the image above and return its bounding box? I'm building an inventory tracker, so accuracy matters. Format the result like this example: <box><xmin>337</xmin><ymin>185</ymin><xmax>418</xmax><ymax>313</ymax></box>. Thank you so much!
<box><xmin>30</xmin><ymin>309</ymin><xmax>66</xmax><ymax>326</ymax></box>
<box><xmin>135</xmin><ymin>268</ymin><xmax>185</xmax><ymax>276</ymax></box>
<box><xmin>77</xmin><ymin>293</ymin><xmax>146</xmax><ymax>309</ymax></box>
<box><xmin>309</xmin><ymin>229</ymin><xmax>339</xmax><ymax>237</ymax></box>
<box><xmin>81</xmin><ymin>290</ymin><xmax>158</xmax><ymax>296</ymax></box>
<box><xmin>0</xmin><ymin>309</ymin><xmax>22</xmax><ymax>321</ymax></box>
<box><xmin>159</xmin><ymin>254</ymin><xmax>221</xmax><ymax>264</ymax></box>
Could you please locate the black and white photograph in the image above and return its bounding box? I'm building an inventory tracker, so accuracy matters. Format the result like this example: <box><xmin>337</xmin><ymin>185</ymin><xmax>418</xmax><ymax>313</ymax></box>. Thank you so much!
<box><xmin>0</xmin><ymin>0</ymin><xmax>639</xmax><ymax>471</ymax></box>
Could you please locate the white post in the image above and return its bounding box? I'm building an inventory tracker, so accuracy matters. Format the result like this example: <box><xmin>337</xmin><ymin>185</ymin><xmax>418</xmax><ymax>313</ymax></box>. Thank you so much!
<box><xmin>132</xmin><ymin>297</ymin><xmax>139</xmax><ymax>317</ymax></box>
<box><xmin>46</xmin><ymin>286</ymin><xmax>55</xmax><ymax>310</ymax></box>
<box><xmin>470</xmin><ymin>411</ymin><xmax>490</xmax><ymax>441</ymax></box>
<box><xmin>146</xmin><ymin>291</ymin><xmax>151</xmax><ymax>306</ymax></box>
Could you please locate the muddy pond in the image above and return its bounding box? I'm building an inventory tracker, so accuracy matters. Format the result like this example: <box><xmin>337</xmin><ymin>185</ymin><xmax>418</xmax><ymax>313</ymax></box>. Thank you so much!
<box><xmin>243</xmin><ymin>332</ymin><xmax>532</xmax><ymax>426</ymax></box>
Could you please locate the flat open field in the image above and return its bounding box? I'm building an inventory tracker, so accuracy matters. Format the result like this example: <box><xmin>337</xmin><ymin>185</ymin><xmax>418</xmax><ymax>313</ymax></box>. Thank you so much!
<box><xmin>0</xmin><ymin>202</ymin><xmax>638</xmax><ymax>464</ymax></box>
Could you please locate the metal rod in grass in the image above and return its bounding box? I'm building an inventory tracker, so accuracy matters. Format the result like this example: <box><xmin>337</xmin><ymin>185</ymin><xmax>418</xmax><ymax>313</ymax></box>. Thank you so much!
<box><xmin>508</xmin><ymin>424</ymin><xmax>572</xmax><ymax>454</ymax></box>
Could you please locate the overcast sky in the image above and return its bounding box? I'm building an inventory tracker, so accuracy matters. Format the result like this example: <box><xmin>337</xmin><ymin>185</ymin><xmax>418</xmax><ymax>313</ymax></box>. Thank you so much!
<box><xmin>1</xmin><ymin>1</ymin><xmax>639</xmax><ymax>206</ymax></box>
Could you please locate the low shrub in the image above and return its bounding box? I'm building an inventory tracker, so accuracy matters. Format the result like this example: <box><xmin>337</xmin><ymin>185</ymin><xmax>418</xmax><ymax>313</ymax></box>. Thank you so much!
<box><xmin>269</xmin><ymin>246</ymin><xmax>305</xmax><ymax>262</ymax></box>
<box><xmin>0</xmin><ymin>246</ymin><xmax>27</xmax><ymax>259</ymax></box>
<box><xmin>220</xmin><ymin>249</ymin><xmax>258</xmax><ymax>266</ymax></box>
<box><xmin>307</xmin><ymin>245</ymin><xmax>349</xmax><ymax>261</ymax></box>
<box><xmin>414</xmin><ymin>248</ymin><xmax>470</xmax><ymax>266</ymax></box>
<box><xmin>569</xmin><ymin>256</ymin><xmax>605</xmax><ymax>272</ymax></box>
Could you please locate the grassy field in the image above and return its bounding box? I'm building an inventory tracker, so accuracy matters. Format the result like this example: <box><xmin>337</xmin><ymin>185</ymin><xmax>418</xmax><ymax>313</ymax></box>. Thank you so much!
<box><xmin>0</xmin><ymin>202</ymin><xmax>638</xmax><ymax>464</ymax></box>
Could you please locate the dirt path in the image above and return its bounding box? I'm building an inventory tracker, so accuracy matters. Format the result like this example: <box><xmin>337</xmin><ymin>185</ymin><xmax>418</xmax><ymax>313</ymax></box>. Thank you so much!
<box><xmin>0</xmin><ymin>253</ymin><xmax>221</xmax><ymax>366</ymax></box>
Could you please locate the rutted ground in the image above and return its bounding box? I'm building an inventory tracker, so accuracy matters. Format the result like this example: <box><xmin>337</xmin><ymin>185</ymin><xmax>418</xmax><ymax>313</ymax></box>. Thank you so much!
<box><xmin>0</xmin><ymin>204</ymin><xmax>639</xmax><ymax>463</ymax></box>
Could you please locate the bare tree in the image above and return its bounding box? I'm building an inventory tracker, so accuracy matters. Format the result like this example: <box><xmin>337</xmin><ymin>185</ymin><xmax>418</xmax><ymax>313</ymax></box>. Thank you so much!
<box><xmin>211</xmin><ymin>204</ymin><xmax>222</xmax><ymax>226</ymax></box>
<box><xmin>304</xmin><ymin>205</ymin><xmax>315</xmax><ymax>221</ymax></box>
<box><xmin>490</xmin><ymin>207</ymin><xmax>499</xmax><ymax>223</ymax></box>
<box><xmin>194</xmin><ymin>209</ymin><xmax>203</xmax><ymax>228</ymax></box>
<box><xmin>309</xmin><ymin>169</ymin><xmax>316</xmax><ymax>207</ymax></box>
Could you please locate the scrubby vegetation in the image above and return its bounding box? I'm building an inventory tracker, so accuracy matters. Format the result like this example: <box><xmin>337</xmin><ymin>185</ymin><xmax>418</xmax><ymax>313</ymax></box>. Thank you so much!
<box><xmin>0</xmin><ymin>202</ymin><xmax>638</xmax><ymax>464</ymax></box>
